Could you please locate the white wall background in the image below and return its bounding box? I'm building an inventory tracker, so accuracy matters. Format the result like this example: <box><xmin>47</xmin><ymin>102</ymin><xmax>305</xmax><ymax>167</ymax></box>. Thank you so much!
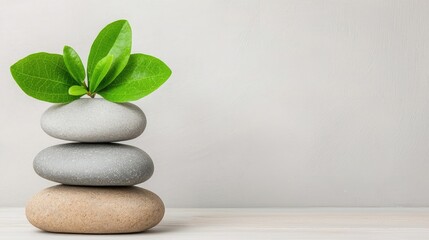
<box><xmin>1</xmin><ymin>0</ymin><xmax>429</xmax><ymax>207</ymax></box>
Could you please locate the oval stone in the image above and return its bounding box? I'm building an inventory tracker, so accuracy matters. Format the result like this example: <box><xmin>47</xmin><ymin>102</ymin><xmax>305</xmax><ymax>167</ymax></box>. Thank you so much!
<box><xmin>34</xmin><ymin>143</ymin><xmax>154</xmax><ymax>186</ymax></box>
<box><xmin>41</xmin><ymin>98</ymin><xmax>146</xmax><ymax>142</ymax></box>
<box><xmin>26</xmin><ymin>185</ymin><xmax>165</xmax><ymax>234</ymax></box>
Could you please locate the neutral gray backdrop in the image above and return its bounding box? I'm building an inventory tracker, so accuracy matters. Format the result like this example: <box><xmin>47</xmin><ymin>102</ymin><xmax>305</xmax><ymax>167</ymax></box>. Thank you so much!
<box><xmin>1</xmin><ymin>0</ymin><xmax>429</xmax><ymax>207</ymax></box>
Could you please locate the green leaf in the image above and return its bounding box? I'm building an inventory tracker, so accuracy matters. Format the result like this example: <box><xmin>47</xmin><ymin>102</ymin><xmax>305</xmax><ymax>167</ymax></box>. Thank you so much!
<box><xmin>68</xmin><ymin>85</ymin><xmax>87</xmax><ymax>96</ymax></box>
<box><xmin>87</xmin><ymin>19</ymin><xmax>131</xmax><ymax>91</ymax></box>
<box><xmin>89</xmin><ymin>54</ymin><xmax>113</xmax><ymax>92</ymax></box>
<box><xmin>10</xmin><ymin>52</ymin><xmax>80</xmax><ymax>103</ymax></box>
<box><xmin>63</xmin><ymin>46</ymin><xmax>85</xmax><ymax>84</ymax></box>
<box><xmin>99</xmin><ymin>54</ymin><xmax>171</xmax><ymax>102</ymax></box>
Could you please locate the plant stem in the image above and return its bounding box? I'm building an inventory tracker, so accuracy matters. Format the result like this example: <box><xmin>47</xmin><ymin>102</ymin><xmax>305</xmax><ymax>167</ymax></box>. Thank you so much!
<box><xmin>86</xmin><ymin>92</ymin><xmax>96</xmax><ymax>98</ymax></box>
<box><xmin>83</xmin><ymin>80</ymin><xmax>96</xmax><ymax>98</ymax></box>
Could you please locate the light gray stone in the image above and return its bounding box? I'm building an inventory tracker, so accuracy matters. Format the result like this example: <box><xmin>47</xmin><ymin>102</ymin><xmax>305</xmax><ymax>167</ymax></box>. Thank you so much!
<box><xmin>33</xmin><ymin>143</ymin><xmax>154</xmax><ymax>186</ymax></box>
<box><xmin>41</xmin><ymin>98</ymin><xmax>146</xmax><ymax>142</ymax></box>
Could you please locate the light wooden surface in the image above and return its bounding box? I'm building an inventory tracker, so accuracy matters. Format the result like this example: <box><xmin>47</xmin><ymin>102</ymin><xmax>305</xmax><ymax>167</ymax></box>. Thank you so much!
<box><xmin>1</xmin><ymin>208</ymin><xmax>429</xmax><ymax>239</ymax></box>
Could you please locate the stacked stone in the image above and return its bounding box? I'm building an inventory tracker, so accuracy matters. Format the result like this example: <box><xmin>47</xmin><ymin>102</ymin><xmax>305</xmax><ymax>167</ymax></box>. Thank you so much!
<box><xmin>26</xmin><ymin>99</ymin><xmax>165</xmax><ymax>234</ymax></box>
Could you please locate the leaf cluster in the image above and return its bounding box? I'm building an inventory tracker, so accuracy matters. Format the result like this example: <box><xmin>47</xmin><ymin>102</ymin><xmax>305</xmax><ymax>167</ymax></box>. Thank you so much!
<box><xmin>10</xmin><ymin>20</ymin><xmax>171</xmax><ymax>103</ymax></box>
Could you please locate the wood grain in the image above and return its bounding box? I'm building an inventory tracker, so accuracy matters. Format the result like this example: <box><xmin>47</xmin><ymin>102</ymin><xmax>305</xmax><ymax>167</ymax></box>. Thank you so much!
<box><xmin>1</xmin><ymin>208</ymin><xmax>429</xmax><ymax>239</ymax></box>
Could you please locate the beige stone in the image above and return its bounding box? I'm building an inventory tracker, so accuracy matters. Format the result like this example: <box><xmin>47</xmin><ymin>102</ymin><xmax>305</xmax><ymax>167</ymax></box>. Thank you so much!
<box><xmin>26</xmin><ymin>185</ymin><xmax>165</xmax><ymax>234</ymax></box>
